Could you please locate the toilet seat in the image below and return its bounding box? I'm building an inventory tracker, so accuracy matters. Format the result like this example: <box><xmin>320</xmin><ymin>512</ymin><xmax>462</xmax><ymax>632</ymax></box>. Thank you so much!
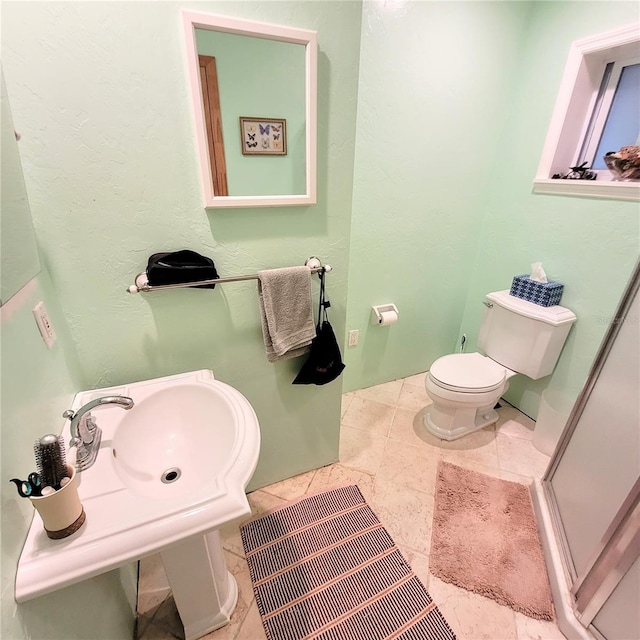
<box><xmin>429</xmin><ymin>353</ymin><xmax>506</xmax><ymax>393</ymax></box>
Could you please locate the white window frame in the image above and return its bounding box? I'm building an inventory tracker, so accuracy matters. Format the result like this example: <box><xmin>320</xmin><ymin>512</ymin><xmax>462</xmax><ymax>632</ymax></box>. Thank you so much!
<box><xmin>534</xmin><ymin>24</ymin><xmax>640</xmax><ymax>202</ymax></box>
<box><xmin>578</xmin><ymin>56</ymin><xmax>640</xmax><ymax>171</ymax></box>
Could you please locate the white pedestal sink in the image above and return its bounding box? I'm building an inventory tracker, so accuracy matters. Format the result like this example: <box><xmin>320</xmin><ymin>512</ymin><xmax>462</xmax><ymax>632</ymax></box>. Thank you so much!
<box><xmin>15</xmin><ymin>370</ymin><xmax>260</xmax><ymax>640</ymax></box>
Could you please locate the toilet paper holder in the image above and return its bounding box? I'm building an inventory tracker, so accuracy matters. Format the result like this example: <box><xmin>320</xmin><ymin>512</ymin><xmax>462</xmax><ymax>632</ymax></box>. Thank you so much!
<box><xmin>371</xmin><ymin>304</ymin><xmax>399</xmax><ymax>325</ymax></box>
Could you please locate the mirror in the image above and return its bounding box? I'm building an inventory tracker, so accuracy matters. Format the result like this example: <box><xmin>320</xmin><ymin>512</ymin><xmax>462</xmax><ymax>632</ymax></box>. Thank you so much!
<box><xmin>182</xmin><ymin>11</ymin><xmax>317</xmax><ymax>209</ymax></box>
<box><xmin>1</xmin><ymin>69</ymin><xmax>41</xmax><ymax>306</ymax></box>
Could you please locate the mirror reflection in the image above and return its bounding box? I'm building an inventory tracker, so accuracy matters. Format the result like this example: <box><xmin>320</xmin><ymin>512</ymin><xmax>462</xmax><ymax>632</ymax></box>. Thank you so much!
<box><xmin>1</xmin><ymin>70</ymin><xmax>40</xmax><ymax>306</ymax></box>
<box><xmin>195</xmin><ymin>29</ymin><xmax>307</xmax><ymax>197</ymax></box>
<box><xmin>182</xmin><ymin>11</ymin><xmax>317</xmax><ymax>209</ymax></box>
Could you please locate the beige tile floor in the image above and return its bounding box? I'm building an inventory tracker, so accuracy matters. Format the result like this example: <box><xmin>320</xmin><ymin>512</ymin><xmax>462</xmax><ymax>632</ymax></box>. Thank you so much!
<box><xmin>136</xmin><ymin>373</ymin><xmax>567</xmax><ymax>640</ymax></box>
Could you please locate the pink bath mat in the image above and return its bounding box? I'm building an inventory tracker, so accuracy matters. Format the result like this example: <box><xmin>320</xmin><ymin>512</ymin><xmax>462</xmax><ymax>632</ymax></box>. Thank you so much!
<box><xmin>430</xmin><ymin>462</ymin><xmax>554</xmax><ymax>620</ymax></box>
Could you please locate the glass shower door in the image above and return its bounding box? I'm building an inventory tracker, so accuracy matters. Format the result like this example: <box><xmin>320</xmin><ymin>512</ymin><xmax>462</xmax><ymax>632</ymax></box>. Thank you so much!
<box><xmin>543</xmin><ymin>261</ymin><xmax>640</xmax><ymax>640</ymax></box>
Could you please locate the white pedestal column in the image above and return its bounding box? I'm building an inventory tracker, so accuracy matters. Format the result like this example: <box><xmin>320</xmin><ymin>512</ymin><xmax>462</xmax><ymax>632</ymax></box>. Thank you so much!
<box><xmin>160</xmin><ymin>530</ymin><xmax>238</xmax><ymax>640</ymax></box>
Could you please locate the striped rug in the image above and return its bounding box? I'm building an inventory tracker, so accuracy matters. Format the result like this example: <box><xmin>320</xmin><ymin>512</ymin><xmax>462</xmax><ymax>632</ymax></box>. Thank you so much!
<box><xmin>241</xmin><ymin>485</ymin><xmax>456</xmax><ymax>640</ymax></box>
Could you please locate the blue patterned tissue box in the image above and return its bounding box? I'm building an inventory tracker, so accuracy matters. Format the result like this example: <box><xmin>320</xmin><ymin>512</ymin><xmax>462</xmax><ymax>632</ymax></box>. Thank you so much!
<box><xmin>510</xmin><ymin>275</ymin><xmax>564</xmax><ymax>307</ymax></box>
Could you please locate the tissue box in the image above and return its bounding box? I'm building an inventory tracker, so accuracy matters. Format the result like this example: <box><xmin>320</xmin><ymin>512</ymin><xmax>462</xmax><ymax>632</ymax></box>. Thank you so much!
<box><xmin>510</xmin><ymin>275</ymin><xmax>564</xmax><ymax>307</ymax></box>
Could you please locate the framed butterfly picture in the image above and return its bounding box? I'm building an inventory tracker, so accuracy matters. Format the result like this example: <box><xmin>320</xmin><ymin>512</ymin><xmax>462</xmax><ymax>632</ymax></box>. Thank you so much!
<box><xmin>240</xmin><ymin>117</ymin><xmax>287</xmax><ymax>156</ymax></box>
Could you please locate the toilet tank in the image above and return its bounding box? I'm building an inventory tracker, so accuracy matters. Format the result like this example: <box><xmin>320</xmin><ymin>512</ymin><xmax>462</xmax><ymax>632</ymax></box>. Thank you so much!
<box><xmin>477</xmin><ymin>290</ymin><xmax>577</xmax><ymax>380</ymax></box>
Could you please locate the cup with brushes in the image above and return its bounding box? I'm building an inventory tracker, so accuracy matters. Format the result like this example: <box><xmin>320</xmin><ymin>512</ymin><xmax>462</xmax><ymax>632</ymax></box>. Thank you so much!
<box><xmin>10</xmin><ymin>434</ymin><xmax>86</xmax><ymax>539</ymax></box>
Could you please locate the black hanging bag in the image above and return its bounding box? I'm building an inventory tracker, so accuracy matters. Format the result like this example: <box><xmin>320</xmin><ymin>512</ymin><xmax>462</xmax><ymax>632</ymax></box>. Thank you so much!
<box><xmin>293</xmin><ymin>269</ymin><xmax>345</xmax><ymax>385</ymax></box>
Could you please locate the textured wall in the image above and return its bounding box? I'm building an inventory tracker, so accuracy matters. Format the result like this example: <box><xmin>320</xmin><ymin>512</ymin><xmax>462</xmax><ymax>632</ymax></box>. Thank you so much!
<box><xmin>1</xmin><ymin>274</ymin><xmax>136</xmax><ymax>639</ymax></box>
<box><xmin>1</xmin><ymin>74</ymin><xmax>136</xmax><ymax>639</ymax></box>
<box><xmin>2</xmin><ymin>1</ymin><xmax>362</xmax><ymax>491</ymax></box>
<box><xmin>3</xmin><ymin>3</ymin><xmax>638</xmax><ymax>634</ymax></box>
<box><xmin>458</xmin><ymin>1</ymin><xmax>640</xmax><ymax>418</ymax></box>
<box><xmin>345</xmin><ymin>0</ymin><xmax>639</xmax><ymax>422</ymax></box>
<box><xmin>344</xmin><ymin>0</ymin><xmax>532</xmax><ymax>390</ymax></box>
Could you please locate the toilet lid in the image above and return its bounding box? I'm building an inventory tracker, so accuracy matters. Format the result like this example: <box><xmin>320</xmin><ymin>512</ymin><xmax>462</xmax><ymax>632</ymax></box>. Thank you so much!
<box><xmin>429</xmin><ymin>353</ymin><xmax>506</xmax><ymax>392</ymax></box>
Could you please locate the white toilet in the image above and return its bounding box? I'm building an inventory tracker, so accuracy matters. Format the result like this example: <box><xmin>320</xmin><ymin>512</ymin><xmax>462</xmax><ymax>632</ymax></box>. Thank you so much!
<box><xmin>424</xmin><ymin>290</ymin><xmax>577</xmax><ymax>441</ymax></box>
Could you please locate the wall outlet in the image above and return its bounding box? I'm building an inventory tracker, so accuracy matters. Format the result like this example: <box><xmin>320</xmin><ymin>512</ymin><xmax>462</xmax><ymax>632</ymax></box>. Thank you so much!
<box><xmin>348</xmin><ymin>329</ymin><xmax>359</xmax><ymax>347</ymax></box>
<box><xmin>32</xmin><ymin>301</ymin><xmax>57</xmax><ymax>348</ymax></box>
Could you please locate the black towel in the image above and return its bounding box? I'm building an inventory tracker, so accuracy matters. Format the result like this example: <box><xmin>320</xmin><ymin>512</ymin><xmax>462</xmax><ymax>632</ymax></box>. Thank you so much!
<box><xmin>146</xmin><ymin>250</ymin><xmax>219</xmax><ymax>289</ymax></box>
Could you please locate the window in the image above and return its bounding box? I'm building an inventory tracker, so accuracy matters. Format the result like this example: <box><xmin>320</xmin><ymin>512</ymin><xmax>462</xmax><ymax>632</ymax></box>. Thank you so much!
<box><xmin>582</xmin><ymin>59</ymin><xmax>640</xmax><ymax>171</ymax></box>
<box><xmin>534</xmin><ymin>25</ymin><xmax>640</xmax><ymax>201</ymax></box>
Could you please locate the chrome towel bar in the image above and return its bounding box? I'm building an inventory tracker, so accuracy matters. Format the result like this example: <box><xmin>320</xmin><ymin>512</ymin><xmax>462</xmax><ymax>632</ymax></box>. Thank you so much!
<box><xmin>127</xmin><ymin>256</ymin><xmax>331</xmax><ymax>294</ymax></box>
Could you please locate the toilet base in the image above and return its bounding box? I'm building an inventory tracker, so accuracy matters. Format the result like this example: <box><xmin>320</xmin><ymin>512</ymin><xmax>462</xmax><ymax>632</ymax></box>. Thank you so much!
<box><xmin>424</xmin><ymin>405</ymin><xmax>498</xmax><ymax>441</ymax></box>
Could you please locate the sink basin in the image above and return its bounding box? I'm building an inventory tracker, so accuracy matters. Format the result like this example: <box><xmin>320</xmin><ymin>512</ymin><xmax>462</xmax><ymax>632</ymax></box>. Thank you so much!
<box><xmin>112</xmin><ymin>383</ymin><xmax>240</xmax><ymax>499</ymax></box>
<box><xmin>16</xmin><ymin>370</ymin><xmax>260</xmax><ymax>638</ymax></box>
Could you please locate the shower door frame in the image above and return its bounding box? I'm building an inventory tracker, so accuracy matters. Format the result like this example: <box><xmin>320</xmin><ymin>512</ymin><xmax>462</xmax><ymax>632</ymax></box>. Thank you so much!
<box><xmin>541</xmin><ymin>258</ymin><xmax>640</xmax><ymax>639</ymax></box>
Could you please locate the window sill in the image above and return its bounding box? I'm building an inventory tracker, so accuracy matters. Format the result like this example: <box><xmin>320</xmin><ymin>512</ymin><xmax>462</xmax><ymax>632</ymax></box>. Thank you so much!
<box><xmin>533</xmin><ymin>178</ymin><xmax>640</xmax><ymax>202</ymax></box>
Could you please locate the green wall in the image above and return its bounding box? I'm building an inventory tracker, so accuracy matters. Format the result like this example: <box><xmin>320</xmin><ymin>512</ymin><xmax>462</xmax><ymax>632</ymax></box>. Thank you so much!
<box><xmin>345</xmin><ymin>1</ymin><xmax>639</xmax><ymax>423</ymax></box>
<box><xmin>1</xmin><ymin>71</ymin><xmax>137</xmax><ymax>640</ymax></box>
<box><xmin>459</xmin><ymin>1</ymin><xmax>640</xmax><ymax>419</ymax></box>
<box><xmin>195</xmin><ymin>29</ymin><xmax>306</xmax><ymax>196</ymax></box>
<box><xmin>1</xmin><ymin>271</ymin><xmax>137</xmax><ymax>639</ymax></box>
<box><xmin>2</xmin><ymin>1</ymin><xmax>639</xmax><ymax>637</ymax></box>
<box><xmin>344</xmin><ymin>0</ymin><xmax>533</xmax><ymax>390</ymax></box>
<box><xmin>2</xmin><ymin>1</ymin><xmax>361</xmax><ymax>637</ymax></box>
<box><xmin>2</xmin><ymin>0</ymin><xmax>362</xmax><ymax>493</ymax></box>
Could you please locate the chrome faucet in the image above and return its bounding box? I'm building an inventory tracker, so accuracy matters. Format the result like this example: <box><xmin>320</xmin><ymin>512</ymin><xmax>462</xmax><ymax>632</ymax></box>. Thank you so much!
<box><xmin>63</xmin><ymin>395</ymin><xmax>134</xmax><ymax>471</ymax></box>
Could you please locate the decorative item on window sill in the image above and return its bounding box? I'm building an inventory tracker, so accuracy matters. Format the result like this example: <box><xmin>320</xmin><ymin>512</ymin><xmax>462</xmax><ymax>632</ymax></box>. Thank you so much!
<box><xmin>603</xmin><ymin>145</ymin><xmax>640</xmax><ymax>181</ymax></box>
<box><xmin>552</xmin><ymin>162</ymin><xmax>597</xmax><ymax>180</ymax></box>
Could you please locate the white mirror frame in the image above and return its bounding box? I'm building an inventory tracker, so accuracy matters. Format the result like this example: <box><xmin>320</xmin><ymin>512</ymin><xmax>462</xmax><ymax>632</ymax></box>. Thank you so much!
<box><xmin>182</xmin><ymin>11</ymin><xmax>317</xmax><ymax>209</ymax></box>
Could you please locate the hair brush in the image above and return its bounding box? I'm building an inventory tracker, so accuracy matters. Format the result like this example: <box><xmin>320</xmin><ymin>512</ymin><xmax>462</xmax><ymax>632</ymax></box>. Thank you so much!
<box><xmin>34</xmin><ymin>434</ymin><xmax>68</xmax><ymax>490</ymax></box>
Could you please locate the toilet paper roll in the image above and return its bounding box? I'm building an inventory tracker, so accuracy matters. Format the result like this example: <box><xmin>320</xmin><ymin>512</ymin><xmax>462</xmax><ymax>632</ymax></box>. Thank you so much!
<box><xmin>378</xmin><ymin>310</ymin><xmax>398</xmax><ymax>325</ymax></box>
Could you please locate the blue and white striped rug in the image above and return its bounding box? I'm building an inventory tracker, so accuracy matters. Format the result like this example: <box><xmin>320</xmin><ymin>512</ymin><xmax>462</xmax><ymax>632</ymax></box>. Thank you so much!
<box><xmin>241</xmin><ymin>485</ymin><xmax>456</xmax><ymax>640</ymax></box>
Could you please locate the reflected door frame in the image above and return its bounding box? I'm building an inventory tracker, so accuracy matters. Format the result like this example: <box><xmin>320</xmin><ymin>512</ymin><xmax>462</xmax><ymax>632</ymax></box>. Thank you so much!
<box><xmin>198</xmin><ymin>55</ymin><xmax>228</xmax><ymax>196</ymax></box>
